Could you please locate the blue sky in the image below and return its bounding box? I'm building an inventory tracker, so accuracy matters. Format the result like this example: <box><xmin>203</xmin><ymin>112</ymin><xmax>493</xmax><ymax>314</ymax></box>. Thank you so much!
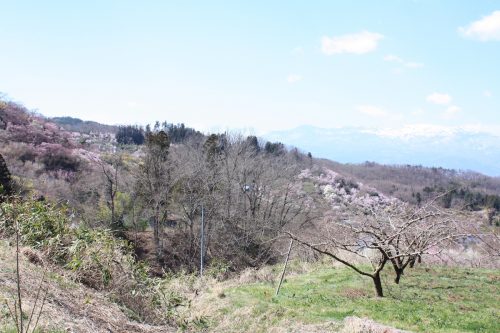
<box><xmin>1</xmin><ymin>1</ymin><xmax>499</xmax><ymax>134</ymax></box>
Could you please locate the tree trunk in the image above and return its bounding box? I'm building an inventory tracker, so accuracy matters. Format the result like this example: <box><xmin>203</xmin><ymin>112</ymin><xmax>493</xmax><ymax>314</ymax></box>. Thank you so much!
<box><xmin>154</xmin><ymin>207</ymin><xmax>161</xmax><ymax>258</ymax></box>
<box><xmin>409</xmin><ymin>254</ymin><xmax>422</xmax><ymax>268</ymax></box>
<box><xmin>372</xmin><ymin>273</ymin><xmax>384</xmax><ymax>297</ymax></box>
<box><xmin>189</xmin><ymin>221</ymin><xmax>194</xmax><ymax>258</ymax></box>
<box><xmin>154</xmin><ymin>219</ymin><xmax>160</xmax><ymax>252</ymax></box>
<box><xmin>394</xmin><ymin>268</ymin><xmax>403</xmax><ymax>284</ymax></box>
<box><xmin>110</xmin><ymin>196</ymin><xmax>115</xmax><ymax>228</ymax></box>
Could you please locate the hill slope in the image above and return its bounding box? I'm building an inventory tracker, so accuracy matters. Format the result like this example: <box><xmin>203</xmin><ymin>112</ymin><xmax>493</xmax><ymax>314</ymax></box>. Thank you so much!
<box><xmin>0</xmin><ymin>240</ymin><xmax>173</xmax><ymax>333</ymax></box>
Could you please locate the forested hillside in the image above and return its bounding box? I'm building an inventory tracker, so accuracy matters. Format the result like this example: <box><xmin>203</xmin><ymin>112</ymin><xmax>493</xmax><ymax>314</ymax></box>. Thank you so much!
<box><xmin>0</xmin><ymin>98</ymin><xmax>317</xmax><ymax>272</ymax></box>
<box><xmin>51</xmin><ymin>116</ymin><xmax>119</xmax><ymax>134</ymax></box>
<box><xmin>1</xmin><ymin>98</ymin><xmax>499</xmax><ymax>332</ymax></box>
<box><xmin>1</xmin><ymin>97</ymin><xmax>499</xmax><ymax>270</ymax></box>
<box><xmin>322</xmin><ymin>160</ymin><xmax>500</xmax><ymax>221</ymax></box>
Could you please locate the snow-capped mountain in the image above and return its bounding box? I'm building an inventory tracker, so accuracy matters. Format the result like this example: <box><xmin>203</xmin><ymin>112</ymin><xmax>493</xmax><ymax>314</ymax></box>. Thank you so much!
<box><xmin>265</xmin><ymin>125</ymin><xmax>500</xmax><ymax>176</ymax></box>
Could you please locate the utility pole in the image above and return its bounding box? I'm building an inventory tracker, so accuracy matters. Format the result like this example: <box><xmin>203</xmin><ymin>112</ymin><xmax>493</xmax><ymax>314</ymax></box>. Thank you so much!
<box><xmin>200</xmin><ymin>203</ymin><xmax>205</xmax><ymax>276</ymax></box>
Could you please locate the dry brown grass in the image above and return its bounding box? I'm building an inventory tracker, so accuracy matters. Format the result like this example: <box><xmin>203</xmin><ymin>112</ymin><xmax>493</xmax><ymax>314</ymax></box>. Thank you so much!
<box><xmin>0</xmin><ymin>240</ymin><xmax>174</xmax><ymax>333</ymax></box>
<box><xmin>340</xmin><ymin>288</ymin><xmax>370</xmax><ymax>299</ymax></box>
<box><xmin>341</xmin><ymin>317</ymin><xmax>411</xmax><ymax>333</ymax></box>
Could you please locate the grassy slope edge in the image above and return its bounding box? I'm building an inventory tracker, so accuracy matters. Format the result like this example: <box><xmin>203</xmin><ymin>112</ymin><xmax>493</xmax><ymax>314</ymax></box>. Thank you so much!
<box><xmin>190</xmin><ymin>263</ymin><xmax>500</xmax><ymax>333</ymax></box>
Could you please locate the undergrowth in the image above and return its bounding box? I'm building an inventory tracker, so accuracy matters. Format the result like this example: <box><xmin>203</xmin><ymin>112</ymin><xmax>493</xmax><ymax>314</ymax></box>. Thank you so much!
<box><xmin>0</xmin><ymin>198</ymin><xmax>192</xmax><ymax>325</ymax></box>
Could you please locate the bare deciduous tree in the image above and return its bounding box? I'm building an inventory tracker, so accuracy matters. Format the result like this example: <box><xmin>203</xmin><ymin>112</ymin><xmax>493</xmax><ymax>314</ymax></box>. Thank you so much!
<box><xmin>173</xmin><ymin>134</ymin><xmax>314</xmax><ymax>270</ymax></box>
<box><xmin>135</xmin><ymin>131</ymin><xmax>172</xmax><ymax>258</ymax></box>
<box><xmin>287</xmin><ymin>201</ymin><xmax>476</xmax><ymax>297</ymax></box>
<box><xmin>98</xmin><ymin>154</ymin><xmax>123</xmax><ymax>230</ymax></box>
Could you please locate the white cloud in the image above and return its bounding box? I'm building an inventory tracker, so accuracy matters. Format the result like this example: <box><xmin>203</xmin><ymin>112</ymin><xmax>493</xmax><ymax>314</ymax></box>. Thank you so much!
<box><xmin>426</xmin><ymin>92</ymin><xmax>452</xmax><ymax>105</ymax></box>
<box><xmin>287</xmin><ymin>74</ymin><xmax>302</xmax><ymax>83</ymax></box>
<box><xmin>444</xmin><ymin>105</ymin><xmax>461</xmax><ymax>119</ymax></box>
<box><xmin>357</xmin><ymin>105</ymin><xmax>388</xmax><ymax>117</ymax></box>
<box><xmin>411</xmin><ymin>108</ymin><xmax>425</xmax><ymax>116</ymax></box>
<box><xmin>459</xmin><ymin>10</ymin><xmax>500</xmax><ymax>41</ymax></box>
<box><xmin>291</xmin><ymin>46</ymin><xmax>304</xmax><ymax>55</ymax></box>
<box><xmin>321</xmin><ymin>31</ymin><xmax>384</xmax><ymax>55</ymax></box>
<box><xmin>384</xmin><ymin>54</ymin><xmax>424</xmax><ymax>68</ymax></box>
<box><xmin>483</xmin><ymin>90</ymin><xmax>492</xmax><ymax>97</ymax></box>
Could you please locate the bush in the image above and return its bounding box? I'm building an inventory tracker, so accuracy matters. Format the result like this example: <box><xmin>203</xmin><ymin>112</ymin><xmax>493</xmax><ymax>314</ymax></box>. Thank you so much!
<box><xmin>0</xmin><ymin>199</ymin><xmax>68</xmax><ymax>257</ymax></box>
<box><xmin>0</xmin><ymin>153</ymin><xmax>13</xmax><ymax>198</ymax></box>
<box><xmin>65</xmin><ymin>227</ymin><xmax>134</xmax><ymax>289</ymax></box>
<box><xmin>0</xmin><ymin>198</ymin><xmax>188</xmax><ymax>325</ymax></box>
<box><xmin>18</xmin><ymin>148</ymin><xmax>37</xmax><ymax>163</ymax></box>
<box><xmin>0</xmin><ymin>199</ymin><xmax>123</xmax><ymax>287</ymax></box>
<box><xmin>206</xmin><ymin>258</ymin><xmax>230</xmax><ymax>280</ymax></box>
<box><xmin>41</xmin><ymin>150</ymin><xmax>80</xmax><ymax>173</ymax></box>
<box><xmin>64</xmin><ymin>227</ymin><xmax>191</xmax><ymax>324</ymax></box>
<box><xmin>0</xmin><ymin>100</ymin><xmax>31</xmax><ymax>127</ymax></box>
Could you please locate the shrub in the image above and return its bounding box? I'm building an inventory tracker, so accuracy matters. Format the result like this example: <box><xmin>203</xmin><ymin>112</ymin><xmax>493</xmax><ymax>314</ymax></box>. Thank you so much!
<box><xmin>18</xmin><ymin>148</ymin><xmax>37</xmax><ymax>163</ymax></box>
<box><xmin>0</xmin><ymin>100</ymin><xmax>31</xmax><ymax>127</ymax></box>
<box><xmin>65</xmin><ymin>227</ymin><xmax>134</xmax><ymax>289</ymax></box>
<box><xmin>0</xmin><ymin>153</ymin><xmax>13</xmax><ymax>199</ymax></box>
<box><xmin>38</xmin><ymin>144</ymin><xmax>81</xmax><ymax>173</ymax></box>
<box><xmin>206</xmin><ymin>258</ymin><xmax>230</xmax><ymax>280</ymax></box>
<box><xmin>0</xmin><ymin>198</ymin><xmax>187</xmax><ymax>325</ymax></box>
<box><xmin>0</xmin><ymin>199</ymin><xmax>68</xmax><ymax>257</ymax></box>
<box><xmin>64</xmin><ymin>227</ymin><xmax>191</xmax><ymax>324</ymax></box>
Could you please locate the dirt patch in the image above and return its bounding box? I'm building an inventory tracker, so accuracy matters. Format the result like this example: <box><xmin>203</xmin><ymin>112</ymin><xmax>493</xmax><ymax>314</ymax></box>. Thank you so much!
<box><xmin>447</xmin><ymin>293</ymin><xmax>464</xmax><ymax>302</ymax></box>
<box><xmin>487</xmin><ymin>273</ymin><xmax>500</xmax><ymax>282</ymax></box>
<box><xmin>341</xmin><ymin>316</ymin><xmax>411</xmax><ymax>333</ymax></box>
<box><xmin>340</xmin><ymin>288</ymin><xmax>370</xmax><ymax>298</ymax></box>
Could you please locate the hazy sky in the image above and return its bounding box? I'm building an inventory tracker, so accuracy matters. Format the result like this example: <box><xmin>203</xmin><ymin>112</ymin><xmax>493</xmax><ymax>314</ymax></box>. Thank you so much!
<box><xmin>1</xmin><ymin>1</ymin><xmax>499</xmax><ymax>134</ymax></box>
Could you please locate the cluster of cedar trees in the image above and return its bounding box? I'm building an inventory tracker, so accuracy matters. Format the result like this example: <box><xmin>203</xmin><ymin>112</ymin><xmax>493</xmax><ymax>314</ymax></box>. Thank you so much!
<box><xmin>427</xmin><ymin>185</ymin><xmax>500</xmax><ymax>210</ymax></box>
<box><xmin>115</xmin><ymin>123</ymin><xmax>292</xmax><ymax>156</ymax></box>
<box><xmin>410</xmin><ymin>185</ymin><xmax>500</xmax><ymax>224</ymax></box>
<box><xmin>115</xmin><ymin>122</ymin><xmax>202</xmax><ymax>145</ymax></box>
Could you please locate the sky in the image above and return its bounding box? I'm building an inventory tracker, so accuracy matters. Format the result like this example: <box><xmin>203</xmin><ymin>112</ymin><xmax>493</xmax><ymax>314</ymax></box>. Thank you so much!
<box><xmin>1</xmin><ymin>1</ymin><xmax>499</xmax><ymax>134</ymax></box>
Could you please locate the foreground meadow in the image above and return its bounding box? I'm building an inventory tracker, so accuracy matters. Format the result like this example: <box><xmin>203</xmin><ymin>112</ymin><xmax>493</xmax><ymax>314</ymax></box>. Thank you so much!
<box><xmin>191</xmin><ymin>264</ymin><xmax>500</xmax><ymax>332</ymax></box>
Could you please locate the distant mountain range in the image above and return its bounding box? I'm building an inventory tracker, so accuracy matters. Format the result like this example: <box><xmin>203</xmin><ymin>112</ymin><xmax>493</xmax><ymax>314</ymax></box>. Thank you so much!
<box><xmin>49</xmin><ymin>114</ymin><xmax>500</xmax><ymax>177</ymax></box>
<box><xmin>51</xmin><ymin>116</ymin><xmax>119</xmax><ymax>134</ymax></box>
<box><xmin>265</xmin><ymin>125</ymin><xmax>500</xmax><ymax>177</ymax></box>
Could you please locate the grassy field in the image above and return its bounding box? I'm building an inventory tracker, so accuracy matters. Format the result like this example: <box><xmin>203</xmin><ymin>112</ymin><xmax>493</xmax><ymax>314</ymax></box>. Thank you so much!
<box><xmin>194</xmin><ymin>265</ymin><xmax>500</xmax><ymax>332</ymax></box>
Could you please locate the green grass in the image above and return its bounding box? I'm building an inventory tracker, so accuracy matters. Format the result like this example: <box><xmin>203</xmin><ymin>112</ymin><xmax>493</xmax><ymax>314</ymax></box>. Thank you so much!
<box><xmin>210</xmin><ymin>266</ymin><xmax>499</xmax><ymax>332</ymax></box>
